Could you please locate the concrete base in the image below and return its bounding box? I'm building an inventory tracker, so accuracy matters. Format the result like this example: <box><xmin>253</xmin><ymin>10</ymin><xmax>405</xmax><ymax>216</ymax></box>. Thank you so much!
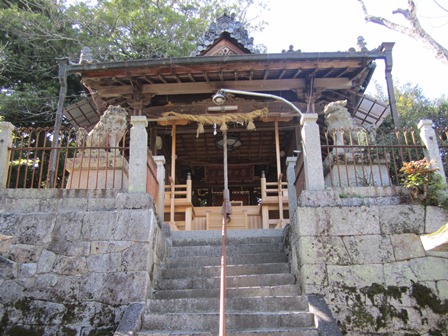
<box><xmin>324</xmin><ymin>151</ymin><xmax>391</xmax><ymax>187</ymax></box>
<box><xmin>65</xmin><ymin>152</ymin><xmax>129</xmax><ymax>189</ymax></box>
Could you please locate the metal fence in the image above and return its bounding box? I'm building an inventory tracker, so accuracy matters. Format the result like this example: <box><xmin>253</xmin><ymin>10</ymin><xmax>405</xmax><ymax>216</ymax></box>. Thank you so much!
<box><xmin>7</xmin><ymin>127</ymin><xmax>130</xmax><ymax>189</ymax></box>
<box><xmin>321</xmin><ymin>127</ymin><xmax>426</xmax><ymax>188</ymax></box>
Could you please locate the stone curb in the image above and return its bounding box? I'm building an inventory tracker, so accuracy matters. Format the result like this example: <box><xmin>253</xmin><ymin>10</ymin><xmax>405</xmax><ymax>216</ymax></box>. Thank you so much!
<box><xmin>307</xmin><ymin>295</ymin><xmax>343</xmax><ymax>336</ymax></box>
<box><xmin>114</xmin><ymin>302</ymin><xmax>145</xmax><ymax>336</ymax></box>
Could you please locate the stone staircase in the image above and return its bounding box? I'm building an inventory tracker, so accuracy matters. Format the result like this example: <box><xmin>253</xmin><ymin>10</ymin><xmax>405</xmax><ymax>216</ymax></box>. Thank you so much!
<box><xmin>136</xmin><ymin>229</ymin><xmax>321</xmax><ymax>335</ymax></box>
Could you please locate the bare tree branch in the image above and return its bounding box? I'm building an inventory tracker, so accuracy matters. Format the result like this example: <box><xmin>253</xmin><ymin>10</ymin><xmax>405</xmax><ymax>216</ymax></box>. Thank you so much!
<box><xmin>434</xmin><ymin>0</ymin><xmax>448</xmax><ymax>13</ymax></box>
<box><xmin>357</xmin><ymin>0</ymin><xmax>448</xmax><ymax>65</ymax></box>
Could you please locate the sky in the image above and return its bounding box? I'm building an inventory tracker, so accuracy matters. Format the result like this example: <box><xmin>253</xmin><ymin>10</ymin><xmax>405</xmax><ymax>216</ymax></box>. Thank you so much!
<box><xmin>247</xmin><ymin>0</ymin><xmax>448</xmax><ymax>99</ymax></box>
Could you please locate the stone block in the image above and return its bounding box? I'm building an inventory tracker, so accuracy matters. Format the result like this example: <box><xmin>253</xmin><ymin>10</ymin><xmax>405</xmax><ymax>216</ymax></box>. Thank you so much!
<box><xmin>379</xmin><ymin>205</ymin><xmax>425</xmax><ymax>234</ymax></box>
<box><xmin>37</xmin><ymin>249</ymin><xmax>57</xmax><ymax>273</ymax></box>
<box><xmin>4</xmin><ymin>197</ymin><xmax>40</xmax><ymax>212</ymax></box>
<box><xmin>121</xmin><ymin>243</ymin><xmax>150</xmax><ymax>271</ymax></box>
<box><xmin>116</xmin><ymin>193</ymin><xmax>154</xmax><ymax>210</ymax></box>
<box><xmin>0</xmin><ymin>280</ymin><xmax>24</xmax><ymax>304</ymax></box>
<box><xmin>9</xmin><ymin>244</ymin><xmax>41</xmax><ymax>263</ymax></box>
<box><xmin>301</xmin><ymin>283</ymin><xmax>325</xmax><ymax>295</ymax></box>
<box><xmin>328</xmin><ymin>206</ymin><xmax>380</xmax><ymax>235</ymax></box>
<box><xmin>50</xmin><ymin>275</ymin><xmax>80</xmax><ymax>302</ymax></box>
<box><xmin>327</xmin><ymin>264</ymin><xmax>384</xmax><ymax>287</ymax></box>
<box><xmin>53</xmin><ymin>255</ymin><xmax>88</xmax><ymax>276</ymax></box>
<box><xmin>35</xmin><ymin>273</ymin><xmax>58</xmax><ymax>288</ymax></box>
<box><xmin>14</xmin><ymin>214</ymin><xmax>55</xmax><ymax>246</ymax></box>
<box><xmin>114</xmin><ymin>210</ymin><xmax>154</xmax><ymax>242</ymax></box>
<box><xmin>384</xmin><ymin>261</ymin><xmax>418</xmax><ymax>287</ymax></box>
<box><xmin>342</xmin><ymin>235</ymin><xmax>394</xmax><ymax>264</ymax></box>
<box><xmin>56</xmin><ymin>197</ymin><xmax>88</xmax><ymax>212</ymax></box>
<box><xmin>408</xmin><ymin>257</ymin><xmax>448</xmax><ymax>281</ymax></box>
<box><xmin>115</xmin><ymin>302</ymin><xmax>145</xmax><ymax>334</ymax></box>
<box><xmin>390</xmin><ymin>234</ymin><xmax>426</xmax><ymax>261</ymax></box>
<box><xmin>323</xmin><ymin>285</ymin><xmax>367</xmax><ymax>307</ymax></box>
<box><xmin>48</xmin><ymin>240</ymin><xmax>90</xmax><ymax>257</ymax></box>
<box><xmin>38</xmin><ymin>301</ymin><xmax>66</xmax><ymax>325</ymax></box>
<box><xmin>87</xmin><ymin>197</ymin><xmax>116</xmax><ymax>211</ymax></box>
<box><xmin>297</xmin><ymin>190</ymin><xmax>340</xmax><ymax>207</ymax></box>
<box><xmin>18</xmin><ymin>263</ymin><xmax>37</xmax><ymax>278</ymax></box>
<box><xmin>0</xmin><ymin>214</ymin><xmax>20</xmax><ymax>236</ymax></box>
<box><xmin>86</xmin><ymin>252</ymin><xmax>122</xmax><ymax>272</ymax></box>
<box><xmin>385</xmin><ymin>258</ymin><xmax>448</xmax><ymax>286</ymax></box>
<box><xmin>0</xmin><ymin>234</ymin><xmax>12</xmax><ymax>254</ymax></box>
<box><xmin>79</xmin><ymin>272</ymin><xmax>107</xmax><ymax>301</ymax></box>
<box><xmin>425</xmin><ymin>206</ymin><xmax>448</xmax><ymax>233</ymax></box>
<box><xmin>436</xmin><ymin>280</ymin><xmax>448</xmax><ymax>300</ymax></box>
<box><xmin>0</xmin><ymin>256</ymin><xmax>17</xmax><ymax>279</ymax></box>
<box><xmin>296</xmin><ymin>207</ymin><xmax>331</xmax><ymax>236</ymax></box>
<box><xmin>298</xmin><ymin>235</ymin><xmax>351</xmax><ymax>265</ymax></box>
<box><xmin>90</xmin><ymin>241</ymin><xmax>132</xmax><ymax>255</ymax></box>
<box><xmin>101</xmin><ymin>271</ymin><xmax>149</xmax><ymax>305</ymax></box>
<box><xmin>82</xmin><ymin>211</ymin><xmax>117</xmax><ymax>241</ymax></box>
<box><xmin>52</xmin><ymin>212</ymin><xmax>84</xmax><ymax>241</ymax></box>
<box><xmin>299</xmin><ymin>263</ymin><xmax>328</xmax><ymax>288</ymax></box>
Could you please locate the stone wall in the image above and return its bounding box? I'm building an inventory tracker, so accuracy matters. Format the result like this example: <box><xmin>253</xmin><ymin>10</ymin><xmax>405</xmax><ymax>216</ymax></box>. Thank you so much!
<box><xmin>0</xmin><ymin>189</ymin><xmax>169</xmax><ymax>335</ymax></box>
<box><xmin>288</xmin><ymin>189</ymin><xmax>448</xmax><ymax>335</ymax></box>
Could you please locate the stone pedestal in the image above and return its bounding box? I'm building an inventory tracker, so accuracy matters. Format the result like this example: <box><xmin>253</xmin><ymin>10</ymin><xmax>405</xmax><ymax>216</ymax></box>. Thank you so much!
<box><xmin>324</xmin><ymin>151</ymin><xmax>391</xmax><ymax>187</ymax></box>
<box><xmin>65</xmin><ymin>151</ymin><xmax>129</xmax><ymax>189</ymax></box>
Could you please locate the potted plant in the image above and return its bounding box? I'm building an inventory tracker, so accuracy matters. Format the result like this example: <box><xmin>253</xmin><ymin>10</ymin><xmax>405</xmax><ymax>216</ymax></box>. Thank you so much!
<box><xmin>400</xmin><ymin>158</ymin><xmax>441</xmax><ymax>203</ymax></box>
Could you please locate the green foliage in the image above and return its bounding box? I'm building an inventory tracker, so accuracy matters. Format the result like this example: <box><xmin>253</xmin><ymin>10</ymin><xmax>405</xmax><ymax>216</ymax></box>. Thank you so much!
<box><xmin>373</xmin><ymin>81</ymin><xmax>448</xmax><ymax>129</ymax></box>
<box><xmin>400</xmin><ymin>158</ymin><xmax>446</xmax><ymax>206</ymax></box>
<box><xmin>0</xmin><ymin>0</ymin><xmax>267</xmax><ymax>127</ymax></box>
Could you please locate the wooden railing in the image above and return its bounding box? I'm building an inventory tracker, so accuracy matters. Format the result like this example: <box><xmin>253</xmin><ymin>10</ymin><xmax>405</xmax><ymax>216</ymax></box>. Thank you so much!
<box><xmin>164</xmin><ymin>175</ymin><xmax>193</xmax><ymax>231</ymax></box>
<box><xmin>260</xmin><ymin>173</ymin><xmax>289</xmax><ymax>229</ymax></box>
<box><xmin>146</xmin><ymin>150</ymin><xmax>159</xmax><ymax>206</ymax></box>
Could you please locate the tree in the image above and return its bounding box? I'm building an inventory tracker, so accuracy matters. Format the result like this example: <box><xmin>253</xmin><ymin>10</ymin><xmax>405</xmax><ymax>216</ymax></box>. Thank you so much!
<box><xmin>357</xmin><ymin>0</ymin><xmax>448</xmax><ymax>66</ymax></box>
<box><xmin>0</xmin><ymin>0</ymin><xmax>83</xmax><ymax>126</ymax></box>
<box><xmin>0</xmin><ymin>0</ymin><xmax>266</xmax><ymax>126</ymax></box>
<box><xmin>374</xmin><ymin>81</ymin><xmax>448</xmax><ymax>128</ymax></box>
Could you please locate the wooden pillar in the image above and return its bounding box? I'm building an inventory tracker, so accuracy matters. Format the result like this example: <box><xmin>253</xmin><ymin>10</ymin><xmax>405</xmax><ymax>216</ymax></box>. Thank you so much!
<box><xmin>171</xmin><ymin>124</ymin><xmax>176</xmax><ymax>182</ymax></box>
<box><xmin>274</xmin><ymin>120</ymin><xmax>281</xmax><ymax>178</ymax></box>
<box><xmin>170</xmin><ymin>124</ymin><xmax>177</xmax><ymax>230</ymax></box>
<box><xmin>274</xmin><ymin>120</ymin><xmax>284</xmax><ymax>228</ymax></box>
<box><xmin>185</xmin><ymin>173</ymin><xmax>193</xmax><ymax>231</ymax></box>
<box><xmin>260</xmin><ymin>171</ymin><xmax>269</xmax><ymax>229</ymax></box>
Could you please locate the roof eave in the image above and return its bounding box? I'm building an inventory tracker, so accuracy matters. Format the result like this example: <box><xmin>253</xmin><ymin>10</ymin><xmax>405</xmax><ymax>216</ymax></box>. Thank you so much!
<box><xmin>66</xmin><ymin>50</ymin><xmax>389</xmax><ymax>75</ymax></box>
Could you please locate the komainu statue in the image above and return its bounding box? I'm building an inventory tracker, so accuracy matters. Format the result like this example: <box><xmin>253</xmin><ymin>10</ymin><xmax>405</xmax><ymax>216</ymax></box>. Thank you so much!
<box><xmin>78</xmin><ymin>105</ymin><xmax>128</xmax><ymax>155</ymax></box>
<box><xmin>323</xmin><ymin>100</ymin><xmax>376</xmax><ymax>149</ymax></box>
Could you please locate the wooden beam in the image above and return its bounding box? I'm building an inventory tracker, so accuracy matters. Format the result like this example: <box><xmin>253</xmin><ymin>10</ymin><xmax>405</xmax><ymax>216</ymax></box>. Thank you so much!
<box><xmin>79</xmin><ymin>59</ymin><xmax>368</xmax><ymax>80</ymax></box>
<box><xmin>95</xmin><ymin>78</ymin><xmax>352</xmax><ymax>97</ymax></box>
<box><xmin>144</xmin><ymin>101</ymin><xmax>305</xmax><ymax>116</ymax></box>
<box><xmin>157</xmin><ymin>119</ymin><xmax>190</xmax><ymax>126</ymax></box>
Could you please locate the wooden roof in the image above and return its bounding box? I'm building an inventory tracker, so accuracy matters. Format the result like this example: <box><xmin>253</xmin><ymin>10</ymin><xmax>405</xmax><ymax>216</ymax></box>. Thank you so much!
<box><xmin>65</xmin><ymin>42</ymin><xmax>393</xmax><ymax>185</ymax></box>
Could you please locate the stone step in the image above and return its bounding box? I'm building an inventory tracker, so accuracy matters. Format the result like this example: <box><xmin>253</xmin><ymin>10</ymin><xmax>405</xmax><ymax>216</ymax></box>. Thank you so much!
<box><xmin>154</xmin><ymin>284</ymin><xmax>299</xmax><ymax>300</ymax></box>
<box><xmin>156</xmin><ymin>273</ymin><xmax>295</xmax><ymax>290</ymax></box>
<box><xmin>170</xmin><ymin>243</ymin><xmax>284</xmax><ymax>258</ymax></box>
<box><xmin>171</xmin><ymin>230</ymin><xmax>283</xmax><ymax>247</ymax></box>
<box><xmin>136</xmin><ymin>328</ymin><xmax>320</xmax><ymax>336</ymax></box>
<box><xmin>162</xmin><ymin>263</ymin><xmax>290</xmax><ymax>279</ymax></box>
<box><xmin>148</xmin><ymin>296</ymin><xmax>309</xmax><ymax>313</ymax></box>
<box><xmin>142</xmin><ymin>312</ymin><xmax>316</xmax><ymax>331</ymax></box>
<box><xmin>166</xmin><ymin>253</ymin><xmax>288</xmax><ymax>268</ymax></box>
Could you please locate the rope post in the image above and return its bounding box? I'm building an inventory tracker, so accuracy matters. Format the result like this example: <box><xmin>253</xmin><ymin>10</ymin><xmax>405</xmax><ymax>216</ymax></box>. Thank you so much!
<box><xmin>219</xmin><ymin>131</ymin><xmax>232</xmax><ymax>336</ymax></box>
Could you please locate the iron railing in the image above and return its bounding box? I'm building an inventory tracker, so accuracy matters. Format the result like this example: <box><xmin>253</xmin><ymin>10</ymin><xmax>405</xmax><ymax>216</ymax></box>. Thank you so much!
<box><xmin>7</xmin><ymin>127</ymin><xmax>129</xmax><ymax>189</ymax></box>
<box><xmin>321</xmin><ymin>127</ymin><xmax>425</xmax><ymax>188</ymax></box>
